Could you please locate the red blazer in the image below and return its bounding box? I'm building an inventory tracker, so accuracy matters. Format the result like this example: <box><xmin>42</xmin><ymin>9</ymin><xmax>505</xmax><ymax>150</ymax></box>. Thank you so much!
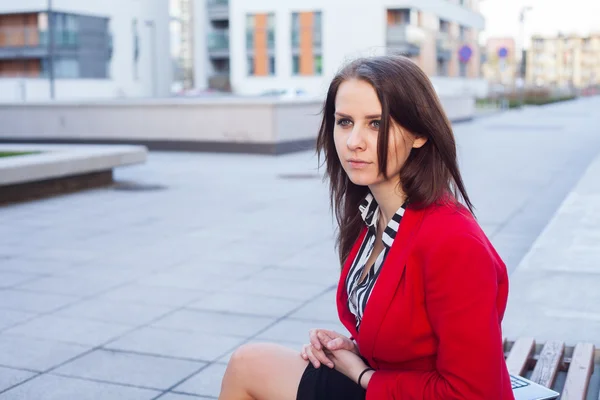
<box><xmin>336</xmin><ymin>199</ymin><xmax>514</xmax><ymax>399</ymax></box>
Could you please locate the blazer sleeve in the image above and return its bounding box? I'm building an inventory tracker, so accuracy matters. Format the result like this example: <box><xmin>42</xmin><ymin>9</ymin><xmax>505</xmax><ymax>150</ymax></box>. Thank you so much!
<box><xmin>366</xmin><ymin>234</ymin><xmax>507</xmax><ymax>400</ymax></box>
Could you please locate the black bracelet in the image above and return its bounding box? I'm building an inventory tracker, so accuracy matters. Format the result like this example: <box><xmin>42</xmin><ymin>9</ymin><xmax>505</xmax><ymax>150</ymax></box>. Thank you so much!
<box><xmin>358</xmin><ymin>367</ymin><xmax>374</xmax><ymax>387</ymax></box>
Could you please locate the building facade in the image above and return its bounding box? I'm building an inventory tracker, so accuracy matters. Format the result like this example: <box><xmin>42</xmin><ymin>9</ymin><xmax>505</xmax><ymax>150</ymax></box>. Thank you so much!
<box><xmin>192</xmin><ymin>0</ymin><xmax>487</xmax><ymax>97</ymax></box>
<box><xmin>481</xmin><ymin>37</ymin><xmax>517</xmax><ymax>89</ymax></box>
<box><xmin>170</xmin><ymin>0</ymin><xmax>195</xmax><ymax>92</ymax></box>
<box><xmin>527</xmin><ymin>33</ymin><xmax>600</xmax><ymax>89</ymax></box>
<box><xmin>0</xmin><ymin>0</ymin><xmax>171</xmax><ymax>101</ymax></box>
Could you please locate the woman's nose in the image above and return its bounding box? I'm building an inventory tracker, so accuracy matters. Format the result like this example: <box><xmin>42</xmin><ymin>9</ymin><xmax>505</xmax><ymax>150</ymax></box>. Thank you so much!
<box><xmin>347</xmin><ymin>127</ymin><xmax>366</xmax><ymax>150</ymax></box>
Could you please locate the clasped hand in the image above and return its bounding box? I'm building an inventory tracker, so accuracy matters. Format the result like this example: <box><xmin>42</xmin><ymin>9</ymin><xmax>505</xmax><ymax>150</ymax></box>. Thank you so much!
<box><xmin>300</xmin><ymin>329</ymin><xmax>369</xmax><ymax>385</ymax></box>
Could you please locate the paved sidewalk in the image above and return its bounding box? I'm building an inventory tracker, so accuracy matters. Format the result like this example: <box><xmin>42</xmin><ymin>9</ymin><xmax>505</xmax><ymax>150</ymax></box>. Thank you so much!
<box><xmin>0</xmin><ymin>97</ymin><xmax>599</xmax><ymax>399</ymax></box>
<box><xmin>503</xmin><ymin>149</ymin><xmax>600</xmax><ymax>345</ymax></box>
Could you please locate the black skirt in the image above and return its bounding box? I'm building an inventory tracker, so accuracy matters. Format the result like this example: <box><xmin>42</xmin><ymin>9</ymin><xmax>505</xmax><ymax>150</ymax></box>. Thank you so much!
<box><xmin>296</xmin><ymin>362</ymin><xmax>367</xmax><ymax>400</ymax></box>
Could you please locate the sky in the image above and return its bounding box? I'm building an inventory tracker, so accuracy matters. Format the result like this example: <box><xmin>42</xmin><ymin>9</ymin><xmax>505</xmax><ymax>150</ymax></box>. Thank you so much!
<box><xmin>479</xmin><ymin>0</ymin><xmax>600</xmax><ymax>46</ymax></box>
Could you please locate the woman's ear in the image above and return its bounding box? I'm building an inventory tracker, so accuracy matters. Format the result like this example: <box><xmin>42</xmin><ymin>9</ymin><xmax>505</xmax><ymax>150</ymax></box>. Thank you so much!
<box><xmin>412</xmin><ymin>136</ymin><xmax>428</xmax><ymax>149</ymax></box>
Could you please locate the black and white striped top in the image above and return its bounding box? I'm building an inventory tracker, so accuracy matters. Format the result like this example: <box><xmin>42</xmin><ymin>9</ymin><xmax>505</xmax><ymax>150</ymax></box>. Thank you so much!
<box><xmin>346</xmin><ymin>193</ymin><xmax>406</xmax><ymax>330</ymax></box>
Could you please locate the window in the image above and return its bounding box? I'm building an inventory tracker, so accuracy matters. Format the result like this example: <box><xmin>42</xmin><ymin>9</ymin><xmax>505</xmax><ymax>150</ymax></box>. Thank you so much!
<box><xmin>32</xmin><ymin>12</ymin><xmax>111</xmax><ymax>79</ymax></box>
<box><xmin>291</xmin><ymin>13</ymin><xmax>300</xmax><ymax>47</ymax></box>
<box><xmin>247</xmin><ymin>56</ymin><xmax>254</xmax><ymax>75</ymax></box>
<box><xmin>291</xmin><ymin>11</ymin><xmax>322</xmax><ymax>76</ymax></box>
<box><xmin>268</xmin><ymin>56</ymin><xmax>275</xmax><ymax>75</ymax></box>
<box><xmin>439</xmin><ymin>19</ymin><xmax>450</xmax><ymax>33</ymax></box>
<box><xmin>388</xmin><ymin>9</ymin><xmax>410</xmax><ymax>25</ymax></box>
<box><xmin>42</xmin><ymin>57</ymin><xmax>80</xmax><ymax>78</ymax></box>
<box><xmin>313</xmin><ymin>11</ymin><xmax>322</xmax><ymax>46</ymax></box>
<box><xmin>267</xmin><ymin>13</ymin><xmax>275</xmax><ymax>49</ymax></box>
<box><xmin>132</xmin><ymin>18</ymin><xmax>139</xmax><ymax>80</ymax></box>
<box><xmin>247</xmin><ymin>13</ymin><xmax>275</xmax><ymax>76</ymax></box>
<box><xmin>53</xmin><ymin>13</ymin><xmax>78</xmax><ymax>46</ymax></box>
<box><xmin>246</xmin><ymin>14</ymin><xmax>255</xmax><ymax>49</ymax></box>
<box><xmin>459</xmin><ymin>26</ymin><xmax>467</xmax><ymax>42</ymax></box>
<box><xmin>314</xmin><ymin>55</ymin><xmax>322</xmax><ymax>75</ymax></box>
<box><xmin>437</xmin><ymin>59</ymin><xmax>448</xmax><ymax>76</ymax></box>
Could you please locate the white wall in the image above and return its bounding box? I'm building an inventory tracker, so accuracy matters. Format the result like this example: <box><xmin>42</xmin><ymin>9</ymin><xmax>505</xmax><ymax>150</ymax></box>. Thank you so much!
<box><xmin>0</xmin><ymin>95</ymin><xmax>476</xmax><ymax>145</ymax></box>
<box><xmin>228</xmin><ymin>0</ymin><xmax>485</xmax><ymax>97</ymax></box>
<box><xmin>0</xmin><ymin>79</ymin><xmax>127</xmax><ymax>102</ymax></box>
<box><xmin>431</xmin><ymin>76</ymin><xmax>489</xmax><ymax>98</ymax></box>
<box><xmin>0</xmin><ymin>0</ymin><xmax>171</xmax><ymax>101</ymax></box>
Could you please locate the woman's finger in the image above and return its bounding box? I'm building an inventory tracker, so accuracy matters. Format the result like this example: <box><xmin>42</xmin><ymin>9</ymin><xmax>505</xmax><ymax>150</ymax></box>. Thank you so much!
<box><xmin>300</xmin><ymin>345</ymin><xmax>308</xmax><ymax>360</ymax></box>
<box><xmin>304</xmin><ymin>344</ymin><xmax>321</xmax><ymax>368</ymax></box>
<box><xmin>327</xmin><ymin>337</ymin><xmax>351</xmax><ymax>350</ymax></box>
<box><xmin>309</xmin><ymin>329</ymin><xmax>322</xmax><ymax>350</ymax></box>
<box><xmin>317</xmin><ymin>331</ymin><xmax>335</xmax><ymax>347</ymax></box>
<box><xmin>313</xmin><ymin>345</ymin><xmax>335</xmax><ymax>369</ymax></box>
<box><xmin>307</xmin><ymin>343</ymin><xmax>334</xmax><ymax>368</ymax></box>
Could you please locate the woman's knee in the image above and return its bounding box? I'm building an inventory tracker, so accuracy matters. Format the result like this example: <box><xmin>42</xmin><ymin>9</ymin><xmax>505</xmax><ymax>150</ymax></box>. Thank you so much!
<box><xmin>228</xmin><ymin>343</ymin><xmax>264</xmax><ymax>372</ymax></box>
<box><xmin>222</xmin><ymin>342</ymin><xmax>308</xmax><ymax>400</ymax></box>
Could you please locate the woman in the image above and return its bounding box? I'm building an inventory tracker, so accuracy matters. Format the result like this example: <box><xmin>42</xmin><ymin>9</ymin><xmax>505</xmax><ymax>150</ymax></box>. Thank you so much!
<box><xmin>219</xmin><ymin>55</ymin><xmax>514</xmax><ymax>399</ymax></box>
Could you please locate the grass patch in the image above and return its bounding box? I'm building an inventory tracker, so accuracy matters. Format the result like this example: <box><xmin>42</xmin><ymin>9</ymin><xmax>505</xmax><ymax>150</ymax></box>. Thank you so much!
<box><xmin>0</xmin><ymin>151</ymin><xmax>40</xmax><ymax>158</ymax></box>
<box><xmin>507</xmin><ymin>96</ymin><xmax>576</xmax><ymax>108</ymax></box>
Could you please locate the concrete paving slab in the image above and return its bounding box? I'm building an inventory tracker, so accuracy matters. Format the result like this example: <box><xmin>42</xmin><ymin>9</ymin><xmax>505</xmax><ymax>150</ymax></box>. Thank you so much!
<box><xmin>151</xmin><ymin>310</ymin><xmax>276</xmax><ymax>338</ymax></box>
<box><xmin>51</xmin><ymin>349</ymin><xmax>204</xmax><ymax>391</ymax></box>
<box><xmin>0</xmin><ymin>374</ymin><xmax>160</xmax><ymax>400</ymax></box>
<box><xmin>53</xmin><ymin>298</ymin><xmax>174</xmax><ymax>327</ymax></box>
<box><xmin>104</xmin><ymin>327</ymin><xmax>245</xmax><ymax>362</ymax></box>
<box><xmin>172</xmin><ymin>364</ymin><xmax>227</xmax><ymax>398</ymax></box>
<box><xmin>187</xmin><ymin>292</ymin><xmax>303</xmax><ymax>317</ymax></box>
<box><xmin>0</xmin><ymin>309</ymin><xmax>37</xmax><ymax>331</ymax></box>
<box><xmin>0</xmin><ymin>289</ymin><xmax>78</xmax><ymax>313</ymax></box>
<box><xmin>0</xmin><ymin>335</ymin><xmax>89</xmax><ymax>371</ymax></box>
<box><xmin>0</xmin><ymin>366</ymin><xmax>36</xmax><ymax>392</ymax></box>
<box><xmin>2</xmin><ymin>315</ymin><xmax>132</xmax><ymax>346</ymax></box>
<box><xmin>96</xmin><ymin>283</ymin><xmax>208</xmax><ymax>308</ymax></box>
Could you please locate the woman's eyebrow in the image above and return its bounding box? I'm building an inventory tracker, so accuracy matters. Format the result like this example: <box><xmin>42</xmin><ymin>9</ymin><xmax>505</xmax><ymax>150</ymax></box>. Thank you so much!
<box><xmin>334</xmin><ymin>112</ymin><xmax>381</xmax><ymax>119</ymax></box>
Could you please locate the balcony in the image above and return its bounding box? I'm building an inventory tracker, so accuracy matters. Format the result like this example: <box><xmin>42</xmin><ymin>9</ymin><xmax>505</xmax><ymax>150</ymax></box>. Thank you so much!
<box><xmin>208</xmin><ymin>73</ymin><xmax>231</xmax><ymax>91</ymax></box>
<box><xmin>386</xmin><ymin>24</ymin><xmax>425</xmax><ymax>56</ymax></box>
<box><xmin>207</xmin><ymin>0</ymin><xmax>229</xmax><ymax>22</ymax></box>
<box><xmin>436</xmin><ymin>31</ymin><xmax>453</xmax><ymax>61</ymax></box>
<box><xmin>0</xmin><ymin>26</ymin><xmax>78</xmax><ymax>60</ymax></box>
<box><xmin>208</xmin><ymin>30</ymin><xmax>229</xmax><ymax>58</ymax></box>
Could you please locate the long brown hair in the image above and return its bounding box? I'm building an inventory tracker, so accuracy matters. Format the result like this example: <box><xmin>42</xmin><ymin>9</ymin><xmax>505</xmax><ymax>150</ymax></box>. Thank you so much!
<box><xmin>316</xmin><ymin>55</ymin><xmax>473</xmax><ymax>266</ymax></box>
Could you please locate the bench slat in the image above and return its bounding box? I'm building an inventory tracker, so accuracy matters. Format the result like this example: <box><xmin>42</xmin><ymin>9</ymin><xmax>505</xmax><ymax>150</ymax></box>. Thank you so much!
<box><xmin>530</xmin><ymin>340</ymin><xmax>564</xmax><ymax>388</ymax></box>
<box><xmin>561</xmin><ymin>342</ymin><xmax>595</xmax><ymax>400</ymax></box>
<box><xmin>506</xmin><ymin>337</ymin><xmax>535</xmax><ymax>376</ymax></box>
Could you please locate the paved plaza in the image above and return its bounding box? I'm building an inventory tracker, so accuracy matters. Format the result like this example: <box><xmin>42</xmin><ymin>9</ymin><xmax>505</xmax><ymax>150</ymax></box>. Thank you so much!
<box><xmin>0</xmin><ymin>97</ymin><xmax>599</xmax><ymax>399</ymax></box>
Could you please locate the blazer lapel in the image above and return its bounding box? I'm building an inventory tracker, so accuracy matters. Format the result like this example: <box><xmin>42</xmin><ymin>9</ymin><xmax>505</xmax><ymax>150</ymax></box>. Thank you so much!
<box><xmin>357</xmin><ymin>206</ymin><xmax>425</xmax><ymax>363</ymax></box>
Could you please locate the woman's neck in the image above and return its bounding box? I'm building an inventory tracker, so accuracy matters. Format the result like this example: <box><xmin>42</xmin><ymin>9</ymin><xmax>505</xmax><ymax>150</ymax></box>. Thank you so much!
<box><xmin>369</xmin><ymin>180</ymin><xmax>407</xmax><ymax>227</ymax></box>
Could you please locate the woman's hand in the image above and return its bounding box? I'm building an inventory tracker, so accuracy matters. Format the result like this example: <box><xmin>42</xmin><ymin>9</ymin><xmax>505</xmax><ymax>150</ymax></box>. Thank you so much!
<box><xmin>300</xmin><ymin>329</ymin><xmax>358</xmax><ymax>368</ymax></box>
<box><xmin>328</xmin><ymin>348</ymin><xmax>373</xmax><ymax>388</ymax></box>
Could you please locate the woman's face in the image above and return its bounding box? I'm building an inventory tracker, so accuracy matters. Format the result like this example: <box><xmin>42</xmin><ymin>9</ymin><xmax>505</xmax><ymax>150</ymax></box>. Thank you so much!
<box><xmin>333</xmin><ymin>79</ymin><xmax>426</xmax><ymax>189</ymax></box>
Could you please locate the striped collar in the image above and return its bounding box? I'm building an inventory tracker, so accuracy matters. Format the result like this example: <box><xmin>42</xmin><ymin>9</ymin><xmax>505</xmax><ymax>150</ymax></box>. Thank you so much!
<box><xmin>358</xmin><ymin>193</ymin><xmax>406</xmax><ymax>249</ymax></box>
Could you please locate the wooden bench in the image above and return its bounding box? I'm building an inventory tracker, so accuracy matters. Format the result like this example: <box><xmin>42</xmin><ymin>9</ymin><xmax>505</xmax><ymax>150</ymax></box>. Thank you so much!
<box><xmin>504</xmin><ymin>337</ymin><xmax>600</xmax><ymax>399</ymax></box>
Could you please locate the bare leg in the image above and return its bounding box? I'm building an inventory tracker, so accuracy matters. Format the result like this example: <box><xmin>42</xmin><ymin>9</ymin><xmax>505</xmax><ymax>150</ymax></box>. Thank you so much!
<box><xmin>219</xmin><ymin>342</ymin><xmax>309</xmax><ymax>400</ymax></box>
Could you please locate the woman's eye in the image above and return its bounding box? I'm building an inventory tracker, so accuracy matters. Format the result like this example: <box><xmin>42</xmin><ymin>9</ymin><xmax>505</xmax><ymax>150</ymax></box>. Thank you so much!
<box><xmin>370</xmin><ymin>120</ymin><xmax>381</xmax><ymax>129</ymax></box>
<box><xmin>336</xmin><ymin>118</ymin><xmax>352</xmax><ymax>127</ymax></box>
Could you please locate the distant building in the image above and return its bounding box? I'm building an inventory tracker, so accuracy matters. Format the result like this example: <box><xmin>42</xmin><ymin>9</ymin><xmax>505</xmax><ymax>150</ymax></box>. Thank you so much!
<box><xmin>189</xmin><ymin>0</ymin><xmax>488</xmax><ymax>97</ymax></box>
<box><xmin>527</xmin><ymin>33</ymin><xmax>600</xmax><ymax>89</ymax></box>
<box><xmin>0</xmin><ymin>0</ymin><xmax>171</xmax><ymax>101</ymax></box>
<box><xmin>170</xmin><ymin>0</ymin><xmax>195</xmax><ymax>92</ymax></box>
<box><xmin>481</xmin><ymin>37</ymin><xmax>517</xmax><ymax>91</ymax></box>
